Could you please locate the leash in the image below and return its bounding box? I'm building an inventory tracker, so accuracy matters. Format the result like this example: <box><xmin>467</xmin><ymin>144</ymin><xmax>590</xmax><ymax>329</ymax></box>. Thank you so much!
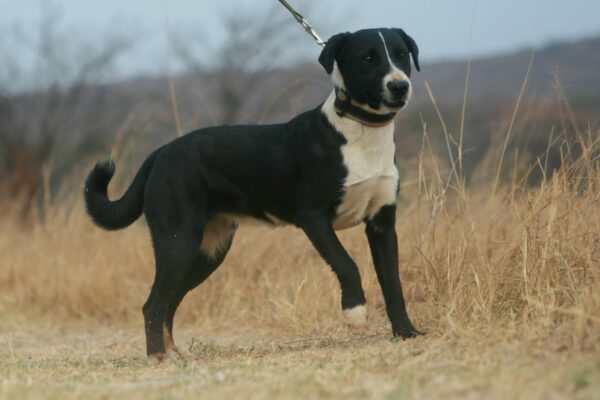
<box><xmin>278</xmin><ymin>0</ymin><xmax>326</xmax><ymax>48</ymax></box>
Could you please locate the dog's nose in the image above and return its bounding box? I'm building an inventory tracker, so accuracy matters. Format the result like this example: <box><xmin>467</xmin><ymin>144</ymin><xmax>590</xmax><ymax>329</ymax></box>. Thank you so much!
<box><xmin>387</xmin><ymin>80</ymin><xmax>410</xmax><ymax>97</ymax></box>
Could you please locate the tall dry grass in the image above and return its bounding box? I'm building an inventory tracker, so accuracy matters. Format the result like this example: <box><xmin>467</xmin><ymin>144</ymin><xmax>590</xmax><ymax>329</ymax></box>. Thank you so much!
<box><xmin>1</xmin><ymin>121</ymin><xmax>598</xmax><ymax>353</ymax></box>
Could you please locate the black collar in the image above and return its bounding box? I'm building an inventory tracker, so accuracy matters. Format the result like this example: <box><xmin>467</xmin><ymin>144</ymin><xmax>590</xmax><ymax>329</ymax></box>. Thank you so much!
<box><xmin>333</xmin><ymin>87</ymin><xmax>397</xmax><ymax>127</ymax></box>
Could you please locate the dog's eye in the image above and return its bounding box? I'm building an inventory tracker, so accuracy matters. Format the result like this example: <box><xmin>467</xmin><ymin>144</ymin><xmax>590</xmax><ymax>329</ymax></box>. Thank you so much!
<box><xmin>361</xmin><ymin>54</ymin><xmax>376</xmax><ymax>64</ymax></box>
<box><xmin>395</xmin><ymin>50</ymin><xmax>407</xmax><ymax>58</ymax></box>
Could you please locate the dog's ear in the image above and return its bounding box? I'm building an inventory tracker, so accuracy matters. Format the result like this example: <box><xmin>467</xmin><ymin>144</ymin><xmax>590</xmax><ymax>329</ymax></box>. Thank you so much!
<box><xmin>318</xmin><ymin>32</ymin><xmax>350</xmax><ymax>74</ymax></box>
<box><xmin>393</xmin><ymin>29</ymin><xmax>420</xmax><ymax>71</ymax></box>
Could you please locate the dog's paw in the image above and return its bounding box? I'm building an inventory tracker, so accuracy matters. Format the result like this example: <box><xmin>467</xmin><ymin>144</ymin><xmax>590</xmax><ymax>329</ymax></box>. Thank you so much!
<box><xmin>167</xmin><ymin>345</ymin><xmax>194</xmax><ymax>361</ymax></box>
<box><xmin>146</xmin><ymin>353</ymin><xmax>169</xmax><ymax>367</ymax></box>
<box><xmin>393</xmin><ymin>325</ymin><xmax>424</xmax><ymax>340</ymax></box>
<box><xmin>147</xmin><ymin>349</ymin><xmax>191</xmax><ymax>366</ymax></box>
<box><xmin>343</xmin><ymin>304</ymin><xmax>368</xmax><ymax>328</ymax></box>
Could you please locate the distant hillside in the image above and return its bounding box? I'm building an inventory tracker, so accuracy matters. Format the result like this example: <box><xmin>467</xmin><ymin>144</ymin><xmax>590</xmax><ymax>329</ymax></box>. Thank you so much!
<box><xmin>412</xmin><ymin>34</ymin><xmax>600</xmax><ymax>104</ymax></box>
<box><xmin>162</xmin><ymin>33</ymin><xmax>600</xmax><ymax>126</ymax></box>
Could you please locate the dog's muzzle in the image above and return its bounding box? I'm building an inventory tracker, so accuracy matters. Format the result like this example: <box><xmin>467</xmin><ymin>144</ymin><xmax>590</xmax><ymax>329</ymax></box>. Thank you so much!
<box><xmin>383</xmin><ymin>80</ymin><xmax>410</xmax><ymax>108</ymax></box>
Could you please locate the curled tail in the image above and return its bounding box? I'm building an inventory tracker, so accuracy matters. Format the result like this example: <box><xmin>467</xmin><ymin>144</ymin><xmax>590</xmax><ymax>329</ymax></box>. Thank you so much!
<box><xmin>84</xmin><ymin>150</ymin><xmax>159</xmax><ymax>230</ymax></box>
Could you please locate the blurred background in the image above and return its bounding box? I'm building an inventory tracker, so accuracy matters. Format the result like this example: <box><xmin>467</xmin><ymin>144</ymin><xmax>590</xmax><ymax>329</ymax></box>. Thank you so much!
<box><xmin>0</xmin><ymin>0</ymin><xmax>599</xmax><ymax>219</ymax></box>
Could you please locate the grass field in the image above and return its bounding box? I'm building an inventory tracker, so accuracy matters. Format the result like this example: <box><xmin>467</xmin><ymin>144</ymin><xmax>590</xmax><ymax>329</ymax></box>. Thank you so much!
<box><xmin>1</xmin><ymin>320</ymin><xmax>598</xmax><ymax>400</ymax></box>
<box><xmin>1</xmin><ymin>126</ymin><xmax>599</xmax><ymax>399</ymax></box>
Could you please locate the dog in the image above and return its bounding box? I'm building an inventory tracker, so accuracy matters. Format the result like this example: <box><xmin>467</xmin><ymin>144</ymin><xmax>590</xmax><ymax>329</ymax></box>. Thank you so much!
<box><xmin>85</xmin><ymin>28</ymin><xmax>421</xmax><ymax>363</ymax></box>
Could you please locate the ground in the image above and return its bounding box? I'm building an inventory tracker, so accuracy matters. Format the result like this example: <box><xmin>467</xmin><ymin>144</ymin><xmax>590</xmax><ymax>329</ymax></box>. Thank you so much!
<box><xmin>1</xmin><ymin>318</ymin><xmax>598</xmax><ymax>400</ymax></box>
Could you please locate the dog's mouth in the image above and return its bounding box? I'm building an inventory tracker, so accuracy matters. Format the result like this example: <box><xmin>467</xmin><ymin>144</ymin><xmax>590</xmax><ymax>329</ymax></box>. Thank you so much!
<box><xmin>382</xmin><ymin>99</ymin><xmax>406</xmax><ymax>109</ymax></box>
<box><xmin>363</xmin><ymin>90</ymin><xmax>407</xmax><ymax>111</ymax></box>
<box><xmin>367</xmin><ymin>93</ymin><xmax>406</xmax><ymax>110</ymax></box>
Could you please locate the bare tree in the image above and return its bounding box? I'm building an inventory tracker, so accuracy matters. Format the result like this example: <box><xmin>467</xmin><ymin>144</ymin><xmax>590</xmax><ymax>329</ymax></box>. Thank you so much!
<box><xmin>0</xmin><ymin>5</ymin><xmax>130</xmax><ymax>219</ymax></box>
<box><xmin>173</xmin><ymin>2</ymin><xmax>316</xmax><ymax>124</ymax></box>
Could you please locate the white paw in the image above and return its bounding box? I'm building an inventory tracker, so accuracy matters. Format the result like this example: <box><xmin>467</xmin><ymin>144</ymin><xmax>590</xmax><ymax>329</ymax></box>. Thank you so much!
<box><xmin>343</xmin><ymin>304</ymin><xmax>368</xmax><ymax>327</ymax></box>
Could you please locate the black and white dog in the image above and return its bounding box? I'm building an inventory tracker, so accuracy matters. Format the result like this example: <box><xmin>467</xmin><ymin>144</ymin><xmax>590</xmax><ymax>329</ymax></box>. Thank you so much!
<box><xmin>85</xmin><ymin>28</ymin><xmax>421</xmax><ymax>362</ymax></box>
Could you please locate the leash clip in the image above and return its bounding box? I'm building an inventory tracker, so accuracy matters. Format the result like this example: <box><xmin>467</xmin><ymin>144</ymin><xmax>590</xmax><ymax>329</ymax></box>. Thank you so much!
<box><xmin>299</xmin><ymin>18</ymin><xmax>326</xmax><ymax>48</ymax></box>
<box><xmin>278</xmin><ymin>0</ymin><xmax>326</xmax><ymax>48</ymax></box>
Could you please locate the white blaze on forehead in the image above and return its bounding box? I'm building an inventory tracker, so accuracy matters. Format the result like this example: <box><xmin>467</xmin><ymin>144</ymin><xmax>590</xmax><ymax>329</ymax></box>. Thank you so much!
<box><xmin>378</xmin><ymin>31</ymin><xmax>396</xmax><ymax>69</ymax></box>
<box><xmin>378</xmin><ymin>31</ymin><xmax>405</xmax><ymax>74</ymax></box>
<box><xmin>378</xmin><ymin>31</ymin><xmax>412</xmax><ymax>102</ymax></box>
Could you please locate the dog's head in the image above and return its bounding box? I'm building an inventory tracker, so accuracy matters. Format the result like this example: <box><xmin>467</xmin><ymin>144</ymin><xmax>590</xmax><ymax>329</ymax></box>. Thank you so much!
<box><xmin>319</xmin><ymin>28</ymin><xmax>420</xmax><ymax>111</ymax></box>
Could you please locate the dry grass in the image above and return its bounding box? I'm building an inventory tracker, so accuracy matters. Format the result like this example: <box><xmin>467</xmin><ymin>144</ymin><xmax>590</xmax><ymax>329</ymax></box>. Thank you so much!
<box><xmin>1</xmin><ymin>125</ymin><xmax>599</xmax><ymax>399</ymax></box>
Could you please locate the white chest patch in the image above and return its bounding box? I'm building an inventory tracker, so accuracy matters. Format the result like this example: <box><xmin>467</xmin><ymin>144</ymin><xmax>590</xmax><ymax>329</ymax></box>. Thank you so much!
<box><xmin>322</xmin><ymin>91</ymin><xmax>399</xmax><ymax>230</ymax></box>
<box><xmin>333</xmin><ymin>175</ymin><xmax>398</xmax><ymax>230</ymax></box>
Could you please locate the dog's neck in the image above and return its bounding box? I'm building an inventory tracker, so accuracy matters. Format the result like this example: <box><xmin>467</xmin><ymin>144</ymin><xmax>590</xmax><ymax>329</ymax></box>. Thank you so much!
<box><xmin>333</xmin><ymin>87</ymin><xmax>397</xmax><ymax>128</ymax></box>
<box><xmin>321</xmin><ymin>89</ymin><xmax>396</xmax><ymax>141</ymax></box>
<box><xmin>321</xmin><ymin>89</ymin><xmax>398</xmax><ymax>186</ymax></box>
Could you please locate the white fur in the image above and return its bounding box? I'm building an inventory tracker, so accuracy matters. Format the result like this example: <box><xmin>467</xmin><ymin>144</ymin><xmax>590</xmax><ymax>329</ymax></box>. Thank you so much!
<box><xmin>333</xmin><ymin>176</ymin><xmax>398</xmax><ymax>230</ymax></box>
<box><xmin>332</xmin><ymin>62</ymin><xmax>346</xmax><ymax>89</ymax></box>
<box><xmin>321</xmin><ymin>91</ymin><xmax>399</xmax><ymax>230</ymax></box>
<box><xmin>378</xmin><ymin>31</ymin><xmax>413</xmax><ymax>105</ymax></box>
<box><xmin>343</xmin><ymin>304</ymin><xmax>368</xmax><ymax>327</ymax></box>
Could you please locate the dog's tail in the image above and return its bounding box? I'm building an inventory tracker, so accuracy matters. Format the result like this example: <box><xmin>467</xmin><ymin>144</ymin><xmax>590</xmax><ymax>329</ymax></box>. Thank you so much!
<box><xmin>84</xmin><ymin>150</ymin><xmax>159</xmax><ymax>231</ymax></box>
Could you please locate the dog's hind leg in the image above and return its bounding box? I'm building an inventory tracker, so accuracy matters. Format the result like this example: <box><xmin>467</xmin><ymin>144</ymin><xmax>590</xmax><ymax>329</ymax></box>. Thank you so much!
<box><xmin>164</xmin><ymin>217</ymin><xmax>236</xmax><ymax>358</ymax></box>
<box><xmin>142</xmin><ymin>211</ymin><xmax>207</xmax><ymax>364</ymax></box>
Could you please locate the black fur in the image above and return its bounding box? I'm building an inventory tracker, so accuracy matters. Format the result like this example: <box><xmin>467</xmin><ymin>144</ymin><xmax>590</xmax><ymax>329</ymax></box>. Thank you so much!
<box><xmin>366</xmin><ymin>205</ymin><xmax>420</xmax><ymax>337</ymax></box>
<box><xmin>318</xmin><ymin>32</ymin><xmax>351</xmax><ymax>74</ymax></box>
<box><xmin>85</xmin><ymin>151</ymin><xmax>158</xmax><ymax>230</ymax></box>
<box><xmin>394</xmin><ymin>28</ymin><xmax>420</xmax><ymax>71</ymax></box>
<box><xmin>85</xmin><ymin>27</ymin><xmax>422</xmax><ymax>359</ymax></box>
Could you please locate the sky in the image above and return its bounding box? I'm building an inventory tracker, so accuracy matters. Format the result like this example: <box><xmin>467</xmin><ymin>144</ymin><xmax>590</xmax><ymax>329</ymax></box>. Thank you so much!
<box><xmin>1</xmin><ymin>0</ymin><xmax>599</xmax><ymax>82</ymax></box>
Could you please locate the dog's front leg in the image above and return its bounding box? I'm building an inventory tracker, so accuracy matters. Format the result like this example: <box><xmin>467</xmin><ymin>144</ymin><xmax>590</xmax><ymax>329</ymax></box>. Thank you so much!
<box><xmin>296</xmin><ymin>210</ymin><xmax>367</xmax><ymax>326</ymax></box>
<box><xmin>365</xmin><ymin>205</ymin><xmax>421</xmax><ymax>338</ymax></box>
